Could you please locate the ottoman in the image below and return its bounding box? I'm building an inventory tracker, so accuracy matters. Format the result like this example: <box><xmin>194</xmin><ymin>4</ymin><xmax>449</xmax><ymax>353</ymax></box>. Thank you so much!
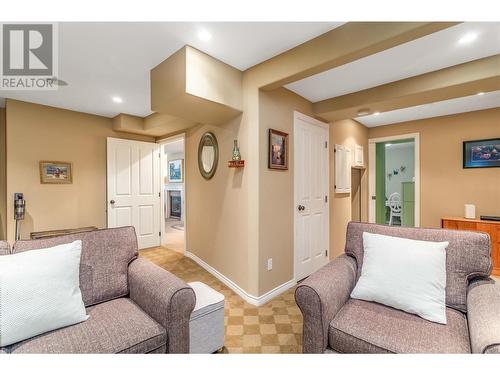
<box><xmin>188</xmin><ymin>281</ymin><xmax>225</xmax><ymax>353</ymax></box>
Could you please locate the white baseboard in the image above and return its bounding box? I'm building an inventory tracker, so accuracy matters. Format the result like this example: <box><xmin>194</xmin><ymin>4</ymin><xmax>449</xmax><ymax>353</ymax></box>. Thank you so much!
<box><xmin>185</xmin><ymin>251</ymin><xmax>296</xmax><ymax>306</ymax></box>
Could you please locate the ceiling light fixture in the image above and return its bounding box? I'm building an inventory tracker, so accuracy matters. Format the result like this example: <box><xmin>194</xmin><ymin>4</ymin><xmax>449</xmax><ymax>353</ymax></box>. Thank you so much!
<box><xmin>357</xmin><ymin>108</ymin><xmax>371</xmax><ymax>117</ymax></box>
<box><xmin>47</xmin><ymin>77</ymin><xmax>68</xmax><ymax>86</ymax></box>
<box><xmin>458</xmin><ymin>32</ymin><xmax>478</xmax><ymax>45</ymax></box>
<box><xmin>373</xmin><ymin>112</ymin><xmax>380</xmax><ymax>116</ymax></box>
<box><xmin>197</xmin><ymin>29</ymin><xmax>212</xmax><ymax>42</ymax></box>
<box><xmin>477</xmin><ymin>92</ymin><xmax>485</xmax><ymax>96</ymax></box>
<box><xmin>112</xmin><ymin>96</ymin><xmax>123</xmax><ymax>103</ymax></box>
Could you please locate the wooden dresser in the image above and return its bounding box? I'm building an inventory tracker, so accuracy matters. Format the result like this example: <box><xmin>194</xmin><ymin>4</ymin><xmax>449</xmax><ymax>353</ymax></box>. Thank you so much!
<box><xmin>442</xmin><ymin>217</ymin><xmax>500</xmax><ymax>276</ymax></box>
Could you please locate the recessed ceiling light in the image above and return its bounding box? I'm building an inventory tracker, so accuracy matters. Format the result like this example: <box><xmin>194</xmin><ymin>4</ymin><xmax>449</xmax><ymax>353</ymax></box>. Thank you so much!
<box><xmin>112</xmin><ymin>96</ymin><xmax>123</xmax><ymax>103</ymax></box>
<box><xmin>458</xmin><ymin>32</ymin><xmax>478</xmax><ymax>45</ymax></box>
<box><xmin>197</xmin><ymin>29</ymin><xmax>212</xmax><ymax>42</ymax></box>
<box><xmin>373</xmin><ymin>112</ymin><xmax>380</xmax><ymax>116</ymax></box>
<box><xmin>477</xmin><ymin>92</ymin><xmax>485</xmax><ymax>96</ymax></box>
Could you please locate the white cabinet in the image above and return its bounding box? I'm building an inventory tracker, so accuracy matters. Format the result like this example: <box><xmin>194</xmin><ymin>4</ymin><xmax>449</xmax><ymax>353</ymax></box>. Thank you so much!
<box><xmin>335</xmin><ymin>144</ymin><xmax>351</xmax><ymax>193</ymax></box>
<box><xmin>354</xmin><ymin>144</ymin><xmax>364</xmax><ymax>168</ymax></box>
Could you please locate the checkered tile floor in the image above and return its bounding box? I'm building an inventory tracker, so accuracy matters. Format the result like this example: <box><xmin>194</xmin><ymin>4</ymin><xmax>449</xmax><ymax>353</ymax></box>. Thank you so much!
<box><xmin>140</xmin><ymin>247</ymin><xmax>303</xmax><ymax>354</ymax></box>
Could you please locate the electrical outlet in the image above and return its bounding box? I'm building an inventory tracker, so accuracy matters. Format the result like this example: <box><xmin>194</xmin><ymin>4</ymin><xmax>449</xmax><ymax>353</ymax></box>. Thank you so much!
<box><xmin>267</xmin><ymin>258</ymin><xmax>273</xmax><ymax>271</ymax></box>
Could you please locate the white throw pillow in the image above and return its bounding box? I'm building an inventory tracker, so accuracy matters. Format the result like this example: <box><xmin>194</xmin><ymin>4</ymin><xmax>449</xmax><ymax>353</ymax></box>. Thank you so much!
<box><xmin>0</xmin><ymin>240</ymin><xmax>88</xmax><ymax>346</ymax></box>
<box><xmin>350</xmin><ymin>232</ymin><xmax>448</xmax><ymax>324</ymax></box>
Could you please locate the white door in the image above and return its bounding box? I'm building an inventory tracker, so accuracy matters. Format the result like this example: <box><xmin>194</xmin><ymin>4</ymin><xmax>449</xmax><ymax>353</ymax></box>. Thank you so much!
<box><xmin>294</xmin><ymin>112</ymin><xmax>330</xmax><ymax>281</ymax></box>
<box><xmin>107</xmin><ymin>137</ymin><xmax>161</xmax><ymax>249</ymax></box>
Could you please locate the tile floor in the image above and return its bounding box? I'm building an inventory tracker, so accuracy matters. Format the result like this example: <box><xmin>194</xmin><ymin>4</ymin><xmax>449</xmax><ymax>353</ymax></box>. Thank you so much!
<box><xmin>140</xmin><ymin>247</ymin><xmax>303</xmax><ymax>354</ymax></box>
<box><xmin>164</xmin><ymin>218</ymin><xmax>185</xmax><ymax>253</ymax></box>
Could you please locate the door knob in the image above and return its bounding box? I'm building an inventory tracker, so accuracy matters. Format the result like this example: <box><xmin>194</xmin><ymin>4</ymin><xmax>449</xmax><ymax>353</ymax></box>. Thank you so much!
<box><xmin>297</xmin><ymin>205</ymin><xmax>305</xmax><ymax>211</ymax></box>
<box><xmin>110</xmin><ymin>200</ymin><xmax>115</xmax><ymax>204</ymax></box>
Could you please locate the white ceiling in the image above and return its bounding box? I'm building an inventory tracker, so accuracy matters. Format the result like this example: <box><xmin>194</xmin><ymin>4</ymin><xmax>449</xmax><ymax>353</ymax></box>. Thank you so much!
<box><xmin>0</xmin><ymin>22</ymin><xmax>341</xmax><ymax>117</ymax></box>
<box><xmin>286</xmin><ymin>22</ymin><xmax>500</xmax><ymax>102</ymax></box>
<box><xmin>355</xmin><ymin>90</ymin><xmax>500</xmax><ymax>127</ymax></box>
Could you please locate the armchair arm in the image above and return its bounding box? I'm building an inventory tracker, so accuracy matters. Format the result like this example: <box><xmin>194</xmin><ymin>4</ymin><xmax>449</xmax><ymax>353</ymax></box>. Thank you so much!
<box><xmin>467</xmin><ymin>279</ymin><xmax>500</xmax><ymax>354</ymax></box>
<box><xmin>295</xmin><ymin>254</ymin><xmax>357</xmax><ymax>353</ymax></box>
<box><xmin>128</xmin><ymin>258</ymin><xmax>196</xmax><ymax>354</ymax></box>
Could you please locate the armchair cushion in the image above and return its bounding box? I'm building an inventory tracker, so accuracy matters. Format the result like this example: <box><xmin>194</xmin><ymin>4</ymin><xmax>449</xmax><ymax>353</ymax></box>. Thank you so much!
<box><xmin>345</xmin><ymin>222</ymin><xmax>491</xmax><ymax>313</ymax></box>
<box><xmin>295</xmin><ymin>254</ymin><xmax>357</xmax><ymax>353</ymax></box>
<box><xmin>467</xmin><ymin>279</ymin><xmax>500</xmax><ymax>353</ymax></box>
<box><xmin>13</xmin><ymin>227</ymin><xmax>138</xmax><ymax>307</ymax></box>
<box><xmin>329</xmin><ymin>299</ymin><xmax>470</xmax><ymax>353</ymax></box>
<box><xmin>0</xmin><ymin>241</ymin><xmax>9</xmax><ymax>255</ymax></box>
<box><xmin>5</xmin><ymin>298</ymin><xmax>166</xmax><ymax>354</ymax></box>
<box><xmin>128</xmin><ymin>257</ymin><xmax>196</xmax><ymax>354</ymax></box>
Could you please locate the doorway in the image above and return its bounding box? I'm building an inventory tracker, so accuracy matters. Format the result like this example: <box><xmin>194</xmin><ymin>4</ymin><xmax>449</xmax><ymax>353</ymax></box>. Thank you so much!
<box><xmin>160</xmin><ymin>135</ymin><xmax>186</xmax><ymax>253</ymax></box>
<box><xmin>368</xmin><ymin>133</ymin><xmax>420</xmax><ymax>227</ymax></box>
<box><xmin>293</xmin><ymin>111</ymin><xmax>330</xmax><ymax>281</ymax></box>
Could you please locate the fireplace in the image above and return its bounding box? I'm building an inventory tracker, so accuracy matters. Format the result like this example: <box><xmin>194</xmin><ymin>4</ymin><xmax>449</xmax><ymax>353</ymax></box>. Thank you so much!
<box><xmin>169</xmin><ymin>190</ymin><xmax>181</xmax><ymax>218</ymax></box>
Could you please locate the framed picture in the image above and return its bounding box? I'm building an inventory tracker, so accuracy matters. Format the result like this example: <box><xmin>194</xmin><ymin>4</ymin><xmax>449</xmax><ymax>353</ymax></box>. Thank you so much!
<box><xmin>463</xmin><ymin>138</ymin><xmax>500</xmax><ymax>168</ymax></box>
<box><xmin>39</xmin><ymin>161</ymin><xmax>73</xmax><ymax>184</ymax></box>
<box><xmin>268</xmin><ymin>129</ymin><xmax>289</xmax><ymax>170</ymax></box>
<box><xmin>168</xmin><ymin>159</ymin><xmax>184</xmax><ymax>182</ymax></box>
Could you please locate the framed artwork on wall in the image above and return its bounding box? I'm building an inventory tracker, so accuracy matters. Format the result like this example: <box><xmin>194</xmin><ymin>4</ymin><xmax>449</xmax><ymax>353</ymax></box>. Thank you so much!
<box><xmin>168</xmin><ymin>159</ymin><xmax>184</xmax><ymax>182</ymax></box>
<box><xmin>463</xmin><ymin>138</ymin><xmax>500</xmax><ymax>168</ymax></box>
<box><xmin>39</xmin><ymin>161</ymin><xmax>73</xmax><ymax>184</ymax></box>
<box><xmin>268</xmin><ymin>128</ymin><xmax>288</xmax><ymax>170</ymax></box>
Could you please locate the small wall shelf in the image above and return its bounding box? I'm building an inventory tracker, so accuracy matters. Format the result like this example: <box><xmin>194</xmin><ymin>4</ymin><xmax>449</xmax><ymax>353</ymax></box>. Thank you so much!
<box><xmin>228</xmin><ymin>160</ymin><xmax>245</xmax><ymax>168</ymax></box>
<box><xmin>352</xmin><ymin>165</ymin><xmax>366</xmax><ymax>170</ymax></box>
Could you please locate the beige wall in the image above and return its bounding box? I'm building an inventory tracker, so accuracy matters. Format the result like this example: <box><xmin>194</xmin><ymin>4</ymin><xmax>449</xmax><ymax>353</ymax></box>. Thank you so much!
<box><xmin>329</xmin><ymin>119</ymin><xmax>369</xmax><ymax>258</ymax></box>
<box><xmin>185</xmin><ymin>87</ymin><xmax>316</xmax><ymax>297</ymax></box>
<box><xmin>5</xmin><ymin>100</ymin><xmax>154</xmax><ymax>243</ymax></box>
<box><xmin>368</xmin><ymin>108</ymin><xmax>500</xmax><ymax>228</ymax></box>
<box><xmin>184</xmin><ymin>115</ymin><xmax>252</xmax><ymax>292</ymax></box>
<box><xmin>152</xmin><ymin>46</ymin><xmax>242</xmax><ymax>126</ymax></box>
<box><xmin>0</xmin><ymin>108</ymin><xmax>6</xmax><ymax>240</ymax></box>
<box><xmin>258</xmin><ymin>88</ymin><xmax>314</xmax><ymax>295</ymax></box>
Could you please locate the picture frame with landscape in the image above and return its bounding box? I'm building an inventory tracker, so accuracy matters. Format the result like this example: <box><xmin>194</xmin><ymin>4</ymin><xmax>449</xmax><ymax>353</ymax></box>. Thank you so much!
<box><xmin>168</xmin><ymin>159</ymin><xmax>184</xmax><ymax>182</ymax></box>
<box><xmin>39</xmin><ymin>161</ymin><xmax>73</xmax><ymax>184</ymax></box>
<box><xmin>463</xmin><ymin>138</ymin><xmax>500</xmax><ymax>168</ymax></box>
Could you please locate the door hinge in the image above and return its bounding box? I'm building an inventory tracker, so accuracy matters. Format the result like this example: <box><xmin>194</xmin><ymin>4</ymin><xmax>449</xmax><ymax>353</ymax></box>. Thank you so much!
<box><xmin>325</xmin><ymin>195</ymin><xmax>328</xmax><ymax>203</ymax></box>
<box><xmin>159</xmin><ymin>192</ymin><xmax>161</xmax><ymax>198</ymax></box>
<box><xmin>325</xmin><ymin>249</ymin><xmax>328</xmax><ymax>257</ymax></box>
<box><xmin>325</xmin><ymin>141</ymin><xmax>328</xmax><ymax>148</ymax></box>
<box><xmin>159</xmin><ymin>231</ymin><xmax>161</xmax><ymax>237</ymax></box>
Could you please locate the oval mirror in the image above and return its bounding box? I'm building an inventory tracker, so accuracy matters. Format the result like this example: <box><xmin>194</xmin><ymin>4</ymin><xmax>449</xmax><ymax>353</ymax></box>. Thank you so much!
<box><xmin>198</xmin><ymin>132</ymin><xmax>219</xmax><ymax>180</ymax></box>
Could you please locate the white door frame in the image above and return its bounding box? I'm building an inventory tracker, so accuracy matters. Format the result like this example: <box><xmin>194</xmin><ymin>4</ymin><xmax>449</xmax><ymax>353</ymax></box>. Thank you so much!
<box><xmin>368</xmin><ymin>132</ymin><xmax>420</xmax><ymax>227</ymax></box>
<box><xmin>293</xmin><ymin>111</ymin><xmax>330</xmax><ymax>281</ymax></box>
<box><xmin>158</xmin><ymin>133</ymin><xmax>187</xmax><ymax>253</ymax></box>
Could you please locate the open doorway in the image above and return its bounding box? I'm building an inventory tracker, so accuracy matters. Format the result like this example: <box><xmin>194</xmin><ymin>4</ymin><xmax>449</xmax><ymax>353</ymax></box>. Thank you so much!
<box><xmin>368</xmin><ymin>133</ymin><xmax>420</xmax><ymax>227</ymax></box>
<box><xmin>160</xmin><ymin>135</ymin><xmax>186</xmax><ymax>253</ymax></box>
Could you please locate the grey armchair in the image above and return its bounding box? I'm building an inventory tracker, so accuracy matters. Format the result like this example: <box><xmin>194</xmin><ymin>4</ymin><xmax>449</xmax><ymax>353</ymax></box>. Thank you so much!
<box><xmin>295</xmin><ymin>222</ymin><xmax>499</xmax><ymax>354</ymax></box>
<box><xmin>0</xmin><ymin>227</ymin><xmax>195</xmax><ymax>354</ymax></box>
